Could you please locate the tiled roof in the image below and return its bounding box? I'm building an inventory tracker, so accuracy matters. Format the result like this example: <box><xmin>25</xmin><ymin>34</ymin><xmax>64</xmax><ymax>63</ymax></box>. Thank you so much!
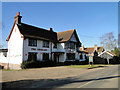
<box><xmin>80</xmin><ymin>47</ymin><xmax>104</xmax><ymax>53</ymax></box>
<box><xmin>57</xmin><ymin>29</ymin><xmax>81</xmax><ymax>46</ymax></box>
<box><xmin>57</xmin><ymin>29</ymin><xmax>75</xmax><ymax>42</ymax></box>
<box><xmin>84</xmin><ymin>47</ymin><xmax>95</xmax><ymax>53</ymax></box>
<box><xmin>7</xmin><ymin>22</ymin><xmax>81</xmax><ymax>45</ymax></box>
<box><xmin>17</xmin><ymin>23</ymin><xmax>57</xmax><ymax>42</ymax></box>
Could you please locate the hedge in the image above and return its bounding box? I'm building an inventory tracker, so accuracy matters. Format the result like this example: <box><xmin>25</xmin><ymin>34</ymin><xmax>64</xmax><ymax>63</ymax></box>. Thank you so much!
<box><xmin>21</xmin><ymin>60</ymin><xmax>56</xmax><ymax>69</ymax></box>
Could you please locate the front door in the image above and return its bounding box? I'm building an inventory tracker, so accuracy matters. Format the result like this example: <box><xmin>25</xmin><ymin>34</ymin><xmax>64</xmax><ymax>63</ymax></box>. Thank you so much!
<box><xmin>28</xmin><ymin>52</ymin><xmax>37</xmax><ymax>61</ymax></box>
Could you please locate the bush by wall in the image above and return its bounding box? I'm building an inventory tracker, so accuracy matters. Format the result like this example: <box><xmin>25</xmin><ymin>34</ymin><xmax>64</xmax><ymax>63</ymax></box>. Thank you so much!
<box><xmin>21</xmin><ymin>60</ymin><xmax>56</xmax><ymax>69</ymax></box>
<box><xmin>21</xmin><ymin>61</ymin><xmax>42</xmax><ymax>69</ymax></box>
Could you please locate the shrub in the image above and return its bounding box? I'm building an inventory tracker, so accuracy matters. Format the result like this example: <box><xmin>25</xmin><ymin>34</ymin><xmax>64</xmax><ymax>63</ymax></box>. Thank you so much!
<box><xmin>21</xmin><ymin>61</ymin><xmax>43</xmax><ymax>69</ymax></box>
<box><xmin>64</xmin><ymin>61</ymin><xmax>74</xmax><ymax>65</ymax></box>
<box><xmin>21</xmin><ymin>60</ymin><xmax>56</xmax><ymax>69</ymax></box>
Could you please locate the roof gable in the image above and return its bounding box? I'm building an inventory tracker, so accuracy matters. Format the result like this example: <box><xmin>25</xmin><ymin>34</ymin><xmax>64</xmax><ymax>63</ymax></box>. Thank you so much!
<box><xmin>57</xmin><ymin>29</ymin><xmax>74</xmax><ymax>42</ymax></box>
<box><xmin>69</xmin><ymin>32</ymin><xmax>77</xmax><ymax>42</ymax></box>
<box><xmin>57</xmin><ymin>29</ymin><xmax>81</xmax><ymax>45</ymax></box>
<box><xmin>6</xmin><ymin>21</ymin><xmax>23</xmax><ymax>41</ymax></box>
<box><xmin>98</xmin><ymin>51</ymin><xmax>116</xmax><ymax>57</ymax></box>
<box><xmin>80</xmin><ymin>46</ymin><xmax>104</xmax><ymax>53</ymax></box>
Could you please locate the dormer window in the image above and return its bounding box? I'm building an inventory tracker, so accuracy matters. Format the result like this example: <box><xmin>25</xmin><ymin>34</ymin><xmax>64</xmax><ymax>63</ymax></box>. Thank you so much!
<box><xmin>28</xmin><ymin>38</ymin><xmax>37</xmax><ymax>46</ymax></box>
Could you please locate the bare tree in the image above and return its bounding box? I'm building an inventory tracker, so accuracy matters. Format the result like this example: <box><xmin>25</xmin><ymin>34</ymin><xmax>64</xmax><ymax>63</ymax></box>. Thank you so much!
<box><xmin>0</xmin><ymin>21</ymin><xmax>3</xmax><ymax>49</ymax></box>
<box><xmin>119</xmin><ymin>34</ymin><xmax>120</xmax><ymax>51</ymax></box>
<box><xmin>100</xmin><ymin>32</ymin><xmax>117</xmax><ymax>51</ymax></box>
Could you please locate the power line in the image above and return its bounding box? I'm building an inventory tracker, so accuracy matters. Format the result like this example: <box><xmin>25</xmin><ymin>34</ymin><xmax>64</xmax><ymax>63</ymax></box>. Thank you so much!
<box><xmin>78</xmin><ymin>34</ymin><xmax>118</xmax><ymax>39</ymax></box>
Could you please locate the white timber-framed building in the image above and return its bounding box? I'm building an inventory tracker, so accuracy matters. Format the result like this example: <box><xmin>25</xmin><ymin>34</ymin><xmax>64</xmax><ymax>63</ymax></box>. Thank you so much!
<box><xmin>0</xmin><ymin>12</ymin><xmax>86</xmax><ymax>69</ymax></box>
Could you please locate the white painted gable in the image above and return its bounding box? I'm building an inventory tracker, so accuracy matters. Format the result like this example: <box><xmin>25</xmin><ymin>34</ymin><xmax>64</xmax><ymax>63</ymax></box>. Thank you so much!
<box><xmin>69</xmin><ymin>33</ymin><xmax>77</xmax><ymax>42</ymax></box>
<box><xmin>7</xmin><ymin>24</ymin><xmax>23</xmax><ymax>64</ymax></box>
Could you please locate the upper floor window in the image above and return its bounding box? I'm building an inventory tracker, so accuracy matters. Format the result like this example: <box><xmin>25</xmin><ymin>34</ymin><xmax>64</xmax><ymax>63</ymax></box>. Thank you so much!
<box><xmin>65</xmin><ymin>42</ymin><xmax>75</xmax><ymax>49</ymax></box>
<box><xmin>43</xmin><ymin>41</ymin><xmax>49</xmax><ymax>48</ymax></box>
<box><xmin>28</xmin><ymin>38</ymin><xmax>37</xmax><ymax>46</ymax></box>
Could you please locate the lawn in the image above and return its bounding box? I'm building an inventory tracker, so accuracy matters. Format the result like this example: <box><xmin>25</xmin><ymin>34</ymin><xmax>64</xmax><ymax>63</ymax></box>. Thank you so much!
<box><xmin>67</xmin><ymin>64</ymin><xmax>110</xmax><ymax>69</ymax></box>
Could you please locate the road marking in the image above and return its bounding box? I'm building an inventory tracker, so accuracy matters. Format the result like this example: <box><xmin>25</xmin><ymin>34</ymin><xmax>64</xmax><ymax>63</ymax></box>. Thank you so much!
<box><xmin>77</xmin><ymin>75</ymin><xmax>119</xmax><ymax>88</ymax></box>
<box><xmin>77</xmin><ymin>80</ymin><xmax>94</xmax><ymax>88</ymax></box>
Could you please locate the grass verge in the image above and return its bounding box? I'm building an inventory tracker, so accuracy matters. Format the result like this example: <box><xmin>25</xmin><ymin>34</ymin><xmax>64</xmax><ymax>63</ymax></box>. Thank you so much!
<box><xmin>67</xmin><ymin>64</ymin><xmax>111</xmax><ymax>69</ymax></box>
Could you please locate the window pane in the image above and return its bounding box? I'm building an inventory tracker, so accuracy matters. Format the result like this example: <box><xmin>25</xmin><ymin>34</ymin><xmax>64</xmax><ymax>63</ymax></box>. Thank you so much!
<box><xmin>70</xmin><ymin>43</ymin><xmax>75</xmax><ymax>49</ymax></box>
<box><xmin>28</xmin><ymin>52</ymin><xmax>37</xmax><ymax>61</ymax></box>
<box><xmin>29</xmin><ymin>39</ymin><xmax>37</xmax><ymax>46</ymax></box>
<box><xmin>43</xmin><ymin>41</ymin><xmax>49</xmax><ymax>48</ymax></box>
<box><xmin>65</xmin><ymin>42</ymin><xmax>75</xmax><ymax>49</ymax></box>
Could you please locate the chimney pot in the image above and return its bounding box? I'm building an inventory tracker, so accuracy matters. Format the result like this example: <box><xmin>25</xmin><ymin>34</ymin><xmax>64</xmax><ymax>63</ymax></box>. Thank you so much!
<box><xmin>94</xmin><ymin>44</ymin><xmax>98</xmax><ymax>51</ymax></box>
<box><xmin>16</xmin><ymin>12</ymin><xmax>20</xmax><ymax>16</ymax></box>
<box><xmin>14</xmin><ymin>12</ymin><xmax>22</xmax><ymax>24</ymax></box>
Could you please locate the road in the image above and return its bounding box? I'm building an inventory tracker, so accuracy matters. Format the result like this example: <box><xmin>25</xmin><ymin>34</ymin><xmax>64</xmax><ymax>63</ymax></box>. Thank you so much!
<box><xmin>29</xmin><ymin>65</ymin><xmax>119</xmax><ymax>88</ymax></box>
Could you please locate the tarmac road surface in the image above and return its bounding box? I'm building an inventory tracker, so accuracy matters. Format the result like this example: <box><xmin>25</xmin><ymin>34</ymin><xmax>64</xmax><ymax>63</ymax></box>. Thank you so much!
<box><xmin>29</xmin><ymin>65</ymin><xmax>119</xmax><ymax>88</ymax></box>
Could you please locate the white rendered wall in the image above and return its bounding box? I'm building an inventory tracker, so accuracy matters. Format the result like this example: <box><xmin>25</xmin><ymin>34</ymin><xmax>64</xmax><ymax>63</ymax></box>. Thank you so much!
<box><xmin>7</xmin><ymin>24</ymin><xmax>23</xmax><ymax>64</ymax></box>
<box><xmin>0</xmin><ymin>52</ymin><xmax>8</xmax><ymax>63</ymax></box>
<box><xmin>23</xmin><ymin>39</ymin><xmax>55</xmax><ymax>61</ymax></box>
<box><xmin>57</xmin><ymin>43</ymin><xmax>65</xmax><ymax>62</ymax></box>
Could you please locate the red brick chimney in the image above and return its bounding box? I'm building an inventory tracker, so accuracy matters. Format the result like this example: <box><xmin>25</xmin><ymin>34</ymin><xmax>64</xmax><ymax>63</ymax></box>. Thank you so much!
<box><xmin>14</xmin><ymin>12</ymin><xmax>22</xmax><ymax>24</ymax></box>
<box><xmin>94</xmin><ymin>44</ymin><xmax>98</xmax><ymax>51</ymax></box>
<box><xmin>16</xmin><ymin>12</ymin><xmax>20</xmax><ymax>16</ymax></box>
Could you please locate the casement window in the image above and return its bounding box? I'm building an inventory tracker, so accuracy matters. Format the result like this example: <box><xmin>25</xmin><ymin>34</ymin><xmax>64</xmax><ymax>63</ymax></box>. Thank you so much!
<box><xmin>43</xmin><ymin>41</ymin><xmax>49</xmax><ymax>48</ymax></box>
<box><xmin>43</xmin><ymin>53</ymin><xmax>49</xmax><ymax>61</ymax></box>
<box><xmin>65</xmin><ymin>42</ymin><xmax>75</xmax><ymax>49</ymax></box>
<box><xmin>28</xmin><ymin>52</ymin><xmax>37</xmax><ymax>61</ymax></box>
<box><xmin>66</xmin><ymin>53</ymin><xmax>75</xmax><ymax>60</ymax></box>
<box><xmin>28</xmin><ymin>38</ymin><xmax>37</xmax><ymax>46</ymax></box>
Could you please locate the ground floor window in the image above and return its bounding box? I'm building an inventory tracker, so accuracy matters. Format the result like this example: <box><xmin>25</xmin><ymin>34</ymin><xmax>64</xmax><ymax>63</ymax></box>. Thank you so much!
<box><xmin>66</xmin><ymin>53</ymin><xmax>75</xmax><ymax>60</ymax></box>
<box><xmin>43</xmin><ymin>53</ymin><xmax>49</xmax><ymax>61</ymax></box>
<box><xmin>28</xmin><ymin>52</ymin><xmax>37</xmax><ymax>61</ymax></box>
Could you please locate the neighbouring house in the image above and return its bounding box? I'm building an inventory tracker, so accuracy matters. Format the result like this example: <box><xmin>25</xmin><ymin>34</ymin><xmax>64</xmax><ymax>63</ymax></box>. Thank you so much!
<box><xmin>0</xmin><ymin>49</ymin><xmax>8</xmax><ymax>69</ymax></box>
<box><xmin>0</xmin><ymin>12</ymin><xmax>85</xmax><ymax>69</ymax></box>
<box><xmin>98</xmin><ymin>51</ymin><xmax>119</xmax><ymax>64</ymax></box>
<box><xmin>80</xmin><ymin>45</ymin><xmax>104</xmax><ymax>57</ymax></box>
